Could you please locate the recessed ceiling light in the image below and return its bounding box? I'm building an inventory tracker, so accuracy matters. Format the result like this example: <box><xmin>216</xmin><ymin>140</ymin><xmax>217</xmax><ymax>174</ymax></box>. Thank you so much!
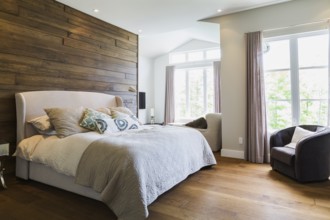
<box><xmin>93</xmin><ymin>9</ymin><xmax>99</xmax><ymax>13</ymax></box>
<box><xmin>138</xmin><ymin>29</ymin><xmax>142</xmax><ymax>33</ymax></box>
<box><xmin>217</xmin><ymin>9</ymin><xmax>222</xmax><ymax>12</ymax></box>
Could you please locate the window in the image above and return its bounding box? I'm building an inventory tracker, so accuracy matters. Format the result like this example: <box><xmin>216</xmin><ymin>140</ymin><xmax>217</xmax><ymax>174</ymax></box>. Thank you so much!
<box><xmin>264</xmin><ymin>31</ymin><xmax>329</xmax><ymax>131</ymax></box>
<box><xmin>170</xmin><ymin>48</ymin><xmax>219</xmax><ymax>121</ymax></box>
<box><xmin>174</xmin><ymin>67</ymin><xmax>214</xmax><ymax>120</ymax></box>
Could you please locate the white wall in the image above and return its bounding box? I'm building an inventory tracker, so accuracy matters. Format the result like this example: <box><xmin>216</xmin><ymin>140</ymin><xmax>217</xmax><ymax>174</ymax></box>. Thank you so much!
<box><xmin>205</xmin><ymin>0</ymin><xmax>330</xmax><ymax>159</ymax></box>
<box><xmin>138</xmin><ymin>55</ymin><xmax>154</xmax><ymax>124</ymax></box>
<box><xmin>153</xmin><ymin>54</ymin><xmax>169</xmax><ymax>123</ymax></box>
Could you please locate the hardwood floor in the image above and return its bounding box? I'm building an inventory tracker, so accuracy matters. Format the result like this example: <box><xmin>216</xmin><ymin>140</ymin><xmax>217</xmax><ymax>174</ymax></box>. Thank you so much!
<box><xmin>0</xmin><ymin>154</ymin><xmax>329</xmax><ymax>220</ymax></box>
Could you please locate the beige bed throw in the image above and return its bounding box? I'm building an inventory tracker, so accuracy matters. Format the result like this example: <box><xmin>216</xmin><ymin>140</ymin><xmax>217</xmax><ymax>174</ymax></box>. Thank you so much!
<box><xmin>75</xmin><ymin>126</ymin><xmax>216</xmax><ymax>220</ymax></box>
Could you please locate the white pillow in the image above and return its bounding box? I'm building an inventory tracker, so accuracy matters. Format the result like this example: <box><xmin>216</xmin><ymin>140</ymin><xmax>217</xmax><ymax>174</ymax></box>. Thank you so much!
<box><xmin>285</xmin><ymin>127</ymin><xmax>315</xmax><ymax>149</ymax></box>
<box><xmin>95</xmin><ymin>116</ymin><xmax>141</xmax><ymax>134</ymax></box>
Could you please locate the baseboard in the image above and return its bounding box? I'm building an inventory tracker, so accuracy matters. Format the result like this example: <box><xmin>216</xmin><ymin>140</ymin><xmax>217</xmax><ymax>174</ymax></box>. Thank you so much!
<box><xmin>221</xmin><ymin>149</ymin><xmax>244</xmax><ymax>159</ymax></box>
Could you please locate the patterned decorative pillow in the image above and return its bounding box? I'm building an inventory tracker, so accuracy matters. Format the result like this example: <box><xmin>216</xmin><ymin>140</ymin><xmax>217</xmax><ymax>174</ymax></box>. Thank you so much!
<box><xmin>94</xmin><ymin>118</ymin><xmax>109</xmax><ymax>134</ymax></box>
<box><xmin>44</xmin><ymin>106</ymin><xmax>88</xmax><ymax>138</ymax></box>
<box><xmin>114</xmin><ymin>117</ymin><xmax>140</xmax><ymax>131</ymax></box>
<box><xmin>95</xmin><ymin>115</ymin><xmax>141</xmax><ymax>134</ymax></box>
<box><xmin>111</xmin><ymin>109</ymin><xmax>141</xmax><ymax>125</ymax></box>
<box><xmin>80</xmin><ymin>108</ymin><xmax>112</xmax><ymax>131</ymax></box>
<box><xmin>28</xmin><ymin>115</ymin><xmax>56</xmax><ymax>135</ymax></box>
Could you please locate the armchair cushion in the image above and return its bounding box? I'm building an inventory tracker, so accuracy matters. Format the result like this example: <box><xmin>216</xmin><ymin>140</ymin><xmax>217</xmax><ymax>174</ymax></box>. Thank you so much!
<box><xmin>271</xmin><ymin>147</ymin><xmax>295</xmax><ymax>166</ymax></box>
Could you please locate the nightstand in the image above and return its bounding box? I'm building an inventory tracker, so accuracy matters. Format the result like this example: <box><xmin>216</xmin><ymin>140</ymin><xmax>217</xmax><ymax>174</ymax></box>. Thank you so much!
<box><xmin>0</xmin><ymin>141</ymin><xmax>9</xmax><ymax>189</ymax></box>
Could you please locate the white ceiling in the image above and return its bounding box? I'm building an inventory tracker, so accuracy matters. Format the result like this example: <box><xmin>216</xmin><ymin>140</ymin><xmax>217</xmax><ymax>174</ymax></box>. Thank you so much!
<box><xmin>57</xmin><ymin>0</ymin><xmax>291</xmax><ymax>58</ymax></box>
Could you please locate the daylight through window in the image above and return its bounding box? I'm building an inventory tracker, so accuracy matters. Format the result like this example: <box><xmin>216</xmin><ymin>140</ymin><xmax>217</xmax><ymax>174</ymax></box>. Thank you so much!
<box><xmin>263</xmin><ymin>30</ymin><xmax>329</xmax><ymax>131</ymax></box>
<box><xmin>170</xmin><ymin>48</ymin><xmax>220</xmax><ymax>122</ymax></box>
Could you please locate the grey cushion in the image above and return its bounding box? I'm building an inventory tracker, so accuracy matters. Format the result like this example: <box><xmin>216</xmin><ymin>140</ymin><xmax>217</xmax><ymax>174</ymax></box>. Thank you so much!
<box><xmin>185</xmin><ymin>117</ymin><xmax>207</xmax><ymax>129</ymax></box>
<box><xmin>271</xmin><ymin>147</ymin><xmax>295</xmax><ymax>166</ymax></box>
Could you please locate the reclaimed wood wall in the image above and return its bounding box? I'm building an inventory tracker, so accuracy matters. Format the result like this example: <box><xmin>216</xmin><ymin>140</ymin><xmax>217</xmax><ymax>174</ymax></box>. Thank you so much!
<box><xmin>0</xmin><ymin>0</ymin><xmax>138</xmax><ymax>168</ymax></box>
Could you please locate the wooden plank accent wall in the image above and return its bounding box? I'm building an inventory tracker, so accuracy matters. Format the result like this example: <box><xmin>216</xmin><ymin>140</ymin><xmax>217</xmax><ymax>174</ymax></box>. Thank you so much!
<box><xmin>0</xmin><ymin>0</ymin><xmax>138</xmax><ymax>170</ymax></box>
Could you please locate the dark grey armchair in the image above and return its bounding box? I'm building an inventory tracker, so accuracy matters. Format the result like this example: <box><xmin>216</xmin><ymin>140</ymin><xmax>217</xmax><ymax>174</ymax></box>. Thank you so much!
<box><xmin>270</xmin><ymin>125</ymin><xmax>330</xmax><ymax>182</ymax></box>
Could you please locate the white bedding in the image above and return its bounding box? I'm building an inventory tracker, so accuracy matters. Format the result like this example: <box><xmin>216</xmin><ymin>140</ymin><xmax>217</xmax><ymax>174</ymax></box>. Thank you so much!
<box><xmin>15</xmin><ymin>126</ymin><xmax>154</xmax><ymax>176</ymax></box>
<box><xmin>15</xmin><ymin>125</ymin><xmax>216</xmax><ymax>220</ymax></box>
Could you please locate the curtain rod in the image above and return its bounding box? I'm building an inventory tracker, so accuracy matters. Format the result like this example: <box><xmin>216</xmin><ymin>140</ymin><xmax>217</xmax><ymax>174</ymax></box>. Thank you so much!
<box><xmin>263</xmin><ymin>18</ymin><xmax>330</xmax><ymax>33</ymax></box>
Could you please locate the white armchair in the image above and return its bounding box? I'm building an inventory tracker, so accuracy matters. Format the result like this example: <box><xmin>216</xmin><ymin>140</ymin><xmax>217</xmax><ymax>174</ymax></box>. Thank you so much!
<box><xmin>195</xmin><ymin>113</ymin><xmax>222</xmax><ymax>152</ymax></box>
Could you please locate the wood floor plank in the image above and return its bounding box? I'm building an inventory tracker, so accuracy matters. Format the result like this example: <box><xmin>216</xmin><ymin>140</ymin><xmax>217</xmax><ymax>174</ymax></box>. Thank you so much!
<box><xmin>0</xmin><ymin>154</ymin><xmax>329</xmax><ymax>219</ymax></box>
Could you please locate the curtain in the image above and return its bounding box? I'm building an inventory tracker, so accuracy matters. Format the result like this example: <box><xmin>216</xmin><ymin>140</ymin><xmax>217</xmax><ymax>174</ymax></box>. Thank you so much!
<box><xmin>213</xmin><ymin>61</ymin><xmax>221</xmax><ymax>113</ymax></box>
<box><xmin>246</xmin><ymin>31</ymin><xmax>269</xmax><ymax>163</ymax></box>
<box><xmin>328</xmin><ymin>21</ymin><xmax>330</xmax><ymax>126</ymax></box>
<box><xmin>164</xmin><ymin>66</ymin><xmax>175</xmax><ymax>124</ymax></box>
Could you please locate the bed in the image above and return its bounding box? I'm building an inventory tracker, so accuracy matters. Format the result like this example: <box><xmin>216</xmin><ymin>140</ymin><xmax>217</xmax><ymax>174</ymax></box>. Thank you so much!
<box><xmin>14</xmin><ymin>90</ymin><xmax>216</xmax><ymax>220</ymax></box>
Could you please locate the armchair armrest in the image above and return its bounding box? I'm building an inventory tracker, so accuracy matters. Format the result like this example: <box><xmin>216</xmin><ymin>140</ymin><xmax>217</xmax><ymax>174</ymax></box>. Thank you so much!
<box><xmin>195</xmin><ymin>113</ymin><xmax>222</xmax><ymax>151</ymax></box>
<box><xmin>270</xmin><ymin>126</ymin><xmax>296</xmax><ymax>149</ymax></box>
<box><xmin>195</xmin><ymin>128</ymin><xmax>207</xmax><ymax>133</ymax></box>
<box><xmin>294</xmin><ymin>129</ymin><xmax>330</xmax><ymax>182</ymax></box>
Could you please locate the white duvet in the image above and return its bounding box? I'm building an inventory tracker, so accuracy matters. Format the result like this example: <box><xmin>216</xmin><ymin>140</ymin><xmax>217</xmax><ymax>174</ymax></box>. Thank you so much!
<box><xmin>15</xmin><ymin>126</ymin><xmax>155</xmax><ymax>177</ymax></box>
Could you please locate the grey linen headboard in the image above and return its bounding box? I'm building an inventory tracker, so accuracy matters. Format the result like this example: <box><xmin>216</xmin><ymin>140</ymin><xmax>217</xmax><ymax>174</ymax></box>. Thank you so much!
<box><xmin>15</xmin><ymin>91</ymin><xmax>123</xmax><ymax>143</ymax></box>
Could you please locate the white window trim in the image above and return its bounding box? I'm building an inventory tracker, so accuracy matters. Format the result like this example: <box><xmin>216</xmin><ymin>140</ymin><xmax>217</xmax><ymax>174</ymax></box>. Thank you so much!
<box><xmin>290</xmin><ymin>37</ymin><xmax>300</xmax><ymax>125</ymax></box>
<box><xmin>174</xmin><ymin>66</ymin><xmax>213</xmax><ymax>121</ymax></box>
<box><xmin>169</xmin><ymin>47</ymin><xmax>220</xmax><ymax>65</ymax></box>
<box><xmin>264</xmin><ymin>29</ymin><xmax>329</xmax><ymax>128</ymax></box>
<box><xmin>170</xmin><ymin>48</ymin><xmax>220</xmax><ymax>122</ymax></box>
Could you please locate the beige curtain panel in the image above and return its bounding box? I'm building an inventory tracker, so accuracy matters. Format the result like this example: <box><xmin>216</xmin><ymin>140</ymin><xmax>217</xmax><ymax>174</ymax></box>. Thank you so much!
<box><xmin>164</xmin><ymin>66</ymin><xmax>175</xmax><ymax>124</ymax></box>
<box><xmin>246</xmin><ymin>31</ymin><xmax>269</xmax><ymax>163</ymax></box>
<box><xmin>327</xmin><ymin>22</ymin><xmax>330</xmax><ymax>126</ymax></box>
<box><xmin>213</xmin><ymin>61</ymin><xmax>221</xmax><ymax>113</ymax></box>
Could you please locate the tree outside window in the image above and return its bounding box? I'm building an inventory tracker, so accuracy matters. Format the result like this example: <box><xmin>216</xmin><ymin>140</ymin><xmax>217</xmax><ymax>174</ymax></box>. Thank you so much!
<box><xmin>264</xmin><ymin>31</ymin><xmax>329</xmax><ymax>131</ymax></box>
<box><xmin>170</xmin><ymin>48</ymin><xmax>219</xmax><ymax>122</ymax></box>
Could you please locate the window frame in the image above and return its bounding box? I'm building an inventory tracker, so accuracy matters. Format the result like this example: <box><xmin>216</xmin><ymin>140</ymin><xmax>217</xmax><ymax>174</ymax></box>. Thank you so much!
<box><xmin>169</xmin><ymin>48</ymin><xmax>220</xmax><ymax>65</ymax></box>
<box><xmin>263</xmin><ymin>30</ymin><xmax>329</xmax><ymax>129</ymax></box>
<box><xmin>174</xmin><ymin>65</ymin><xmax>214</xmax><ymax>121</ymax></box>
<box><xmin>170</xmin><ymin>47</ymin><xmax>219</xmax><ymax>122</ymax></box>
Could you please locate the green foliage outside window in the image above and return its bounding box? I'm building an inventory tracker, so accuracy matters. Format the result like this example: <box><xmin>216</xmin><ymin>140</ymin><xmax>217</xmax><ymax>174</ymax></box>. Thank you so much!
<box><xmin>265</xmin><ymin>71</ymin><xmax>292</xmax><ymax>130</ymax></box>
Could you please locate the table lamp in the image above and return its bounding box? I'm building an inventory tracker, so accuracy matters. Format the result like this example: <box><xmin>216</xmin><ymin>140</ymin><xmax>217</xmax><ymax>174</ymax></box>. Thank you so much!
<box><xmin>150</xmin><ymin>108</ymin><xmax>155</xmax><ymax>124</ymax></box>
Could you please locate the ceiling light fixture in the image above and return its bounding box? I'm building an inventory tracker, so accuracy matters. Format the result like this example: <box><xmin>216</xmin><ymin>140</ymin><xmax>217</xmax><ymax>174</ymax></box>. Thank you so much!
<box><xmin>93</xmin><ymin>9</ymin><xmax>99</xmax><ymax>13</ymax></box>
<box><xmin>138</xmin><ymin>29</ymin><xmax>142</xmax><ymax>34</ymax></box>
<box><xmin>217</xmin><ymin>9</ymin><xmax>222</xmax><ymax>12</ymax></box>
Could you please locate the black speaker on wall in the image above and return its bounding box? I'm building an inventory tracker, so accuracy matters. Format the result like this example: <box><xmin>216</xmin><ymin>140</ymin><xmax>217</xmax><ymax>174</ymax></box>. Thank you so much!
<box><xmin>139</xmin><ymin>92</ymin><xmax>146</xmax><ymax>109</ymax></box>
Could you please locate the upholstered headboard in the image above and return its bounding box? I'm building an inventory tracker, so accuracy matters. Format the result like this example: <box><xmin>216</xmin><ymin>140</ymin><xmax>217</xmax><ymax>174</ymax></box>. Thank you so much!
<box><xmin>15</xmin><ymin>91</ymin><xmax>123</xmax><ymax>143</ymax></box>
